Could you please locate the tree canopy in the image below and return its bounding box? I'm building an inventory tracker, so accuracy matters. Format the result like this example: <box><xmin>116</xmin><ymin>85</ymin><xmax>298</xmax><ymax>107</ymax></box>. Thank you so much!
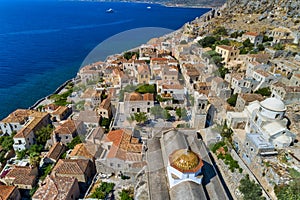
<box><xmin>91</xmin><ymin>182</ymin><xmax>115</xmax><ymax>199</ymax></box>
<box><xmin>67</xmin><ymin>135</ymin><xmax>82</xmax><ymax>149</ymax></box>
<box><xmin>35</xmin><ymin>125</ymin><xmax>53</xmax><ymax>146</ymax></box>
<box><xmin>255</xmin><ymin>87</ymin><xmax>271</xmax><ymax>97</ymax></box>
<box><xmin>123</xmin><ymin>51</ymin><xmax>139</xmax><ymax>60</ymax></box>
<box><xmin>227</xmin><ymin>94</ymin><xmax>238</xmax><ymax>107</ymax></box>
<box><xmin>239</xmin><ymin>175</ymin><xmax>266</xmax><ymax>200</ymax></box>
<box><xmin>135</xmin><ymin>84</ymin><xmax>156</xmax><ymax>94</ymax></box>
<box><xmin>132</xmin><ymin>112</ymin><xmax>148</xmax><ymax>124</ymax></box>
<box><xmin>275</xmin><ymin>179</ymin><xmax>300</xmax><ymax>200</ymax></box>
<box><xmin>175</xmin><ymin>108</ymin><xmax>188</xmax><ymax>120</ymax></box>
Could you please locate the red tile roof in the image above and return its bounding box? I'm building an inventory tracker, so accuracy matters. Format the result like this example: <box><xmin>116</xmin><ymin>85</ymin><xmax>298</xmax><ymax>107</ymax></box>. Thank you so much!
<box><xmin>32</xmin><ymin>175</ymin><xmax>78</xmax><ymax>200</ymax></box>
<box><xmin>5</xmin><ymin>166</ymin><xmax>37</xmax><ymax>187</ymax></box>
<box><xmin>52</xmin><ymin>159</ymin><xmax>90</xmax><ymax>175</ymax></box>
<box><xmin>244</xmin><ymin>32</ymin><xmax>260</xmax><ymax>37</ymax></box>
<box><xmin>104</xmin><ymin>129</ymin><xmax>143</xmax><ymax>161</ymax></box>
<box><xmin>46</xmin><ymin>142</ymin><xmax>66</xmax><ymax>162</ymax></box>
<box><xmin>0</xmin><ymin>185</ymin><xmax>17</xmax><ymax>200</ymax></box>
<box><xmin>69</xmin><ymin>143</ymin><xmax>94</xmax><ymax>160</ymax></box>
<box><xmin>54</xmin><ymin>119</ymin><xmax>77</xmax><ymax>135</ymax></box>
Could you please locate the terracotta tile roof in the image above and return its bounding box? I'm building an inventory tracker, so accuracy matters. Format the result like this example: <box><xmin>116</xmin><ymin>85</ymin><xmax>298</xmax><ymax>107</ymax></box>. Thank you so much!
<box><xmin>76</xmin><ymin>110</ymin><xmax>100</xmax><ymax>124</ymax></box>
<box><xmin>162</xmin><ymin>84</ymin><xmax>184</xmax><ymax>90</ymax></box>
<box><xmin>52</xmin><ymin>159</ymin><xmax>90</xmax><ymax>176</ymax></box>
<box><xmin>255</xmin><ymin>69</ymin><xmax>271</xmax><ymax>77</ymax></box>
<box><xmin>162</xmin><ymin>67</ymin><xmax>178</xmax><ymax>76</ymax></box>
<box><xmin>217</xmin><ymin>45</ymin><xmax>238</xmax><ymax>51</ymax></box>
<box><xmin>244</xmin><ymin>32</ymin><xmax>260</xmax><ymax>37</ymax></box>
<box><xmin>137</xmin><ymin>64</ymin><xmax>150</xmax><ymax>75</ymax></box>
<box><xmin>212</xmin><ymin>77</ymin><xmax>224</xmax><ymax>84</ymax></box>
<box><xmin>80</xmin><ymin>88</ymin><xmax>97</xmax><ymax>99</ymax></box>
<box><xmin>284</xmin><ymin>86</ymin><xmax>300</xmax><ymax>92</ymax></box>
<box><xmin>272</xmin><ymin>82</ymin><xmax>286</xmax><ymax>88</ymax></box>
<box><xmin>124</xmin><ymin>92</ymin><xmax>154</xmax><ymax>101</ymax></box>
<box><xmin>151</xmin><ymin>57</ymin><xmax>168</xmax><ymax>62</ymax></box>
<box><xmin>0</xmin><ymin>185</ymin><xmax>17</xmax><ymax>200</ymax></box>
<box><xmin>104</xmin><ymin>129</ymin><xmax>143</xmax><ymax>161</ymax></box>
<box><xmin>143</xmin><ymin>93</ymin><xmax>154</xmax><ymax>101</ymax></box>
<box><xmin>134</xmin><ymin>60</ymin><xmax>146</xmax><ymax>64</ymax></box>
<box><xmin>51</xmin><ymin>106</ymin><xmax>69</xmax><ymax>115</ymax></box>
<box><xmin>5</xmin><ymin>166</ymin><xmax>37</xmax><ymax>186</ymax></box>
<box><xmin>69</xmin><ymin>143</ymin><xmax>94</xmax><ymax>160</ymax></box>
<box><xmin>240</xmin><ymin>93</ymin><xmax>264</xmax><ymax>103</ymax></box>
<box><xmin>99</xmin><ymin>96</ymin><xmax>111</xmax><ymax>110</ymax></box>
<box><xmin>14</xmin><ymin>111</ymin><xmax>49</xmax><ymax>138</ymax></box>
<box><xmin>1</xmin><ymin>109</ymin><xmax>34</xmax><ymax>123</ymax></box>
<box><xmin>46</xmin><ymin>142</ymin><xmax>66</xmax><ymax>162</ymax></box>
<box><xmin>32</xmin><ymin>175</ymin><xmax>78</xmax><ymax>200</ymax></box>
<box><xmin>44</xmin><ymin>104</ymin><xmax>59</xmax><ymax>111</ymax></box>
<box><xmin>231</xmin><ymin>73</ymin><xmax>244</xmax><ymax>80</ymax></box>
<box><xmin>54</xmin><ymin>119</ymin><xmax>77</xmax><ymax>135</ymax></box>
<box><xmin>186</xmin><ymin>67</ymin><xmax>200</xmax><ymax>77</ymax></box>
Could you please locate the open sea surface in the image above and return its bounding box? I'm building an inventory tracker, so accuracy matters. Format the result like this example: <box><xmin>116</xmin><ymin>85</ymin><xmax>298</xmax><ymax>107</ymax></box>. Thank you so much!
<box><xmin>0</xmin><ymin>0</ymin><xmax>209</xmax><ymax>119</ymax></box>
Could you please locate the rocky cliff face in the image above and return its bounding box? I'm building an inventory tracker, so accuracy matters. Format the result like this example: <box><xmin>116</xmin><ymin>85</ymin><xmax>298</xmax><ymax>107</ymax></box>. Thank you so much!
<box><xmin>224</xmin><ymin>0</ymin><xmax>300</xmax><ymax>21</ymax></box>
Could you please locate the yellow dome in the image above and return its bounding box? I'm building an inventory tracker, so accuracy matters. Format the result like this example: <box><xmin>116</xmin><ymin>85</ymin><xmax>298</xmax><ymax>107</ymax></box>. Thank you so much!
<box><xmin>169</xmin><ymin>149</ymin><xmax>203</xmax><ymax>173</ymax></box>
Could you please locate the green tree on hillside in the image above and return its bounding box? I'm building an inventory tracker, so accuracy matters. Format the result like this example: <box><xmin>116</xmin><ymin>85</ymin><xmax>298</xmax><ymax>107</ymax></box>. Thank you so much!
<box><xmin>239</xmin><ymin>175</ymin><xmax>266</xmax><ymax>200</ymax></box>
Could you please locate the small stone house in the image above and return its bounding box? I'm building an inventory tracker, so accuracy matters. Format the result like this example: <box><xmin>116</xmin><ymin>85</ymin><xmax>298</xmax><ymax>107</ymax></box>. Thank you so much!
<box><xmin>124</xmin><ymin>92</ymin><xmax>154</xmax><ymax>114</ymax></box>
<box><xmin>32</xmin><ymin>175</ymin><xmax>80</xmax><ymax>200</ymax></box>
<box><xmin>3</xmin><ymin>166</ymin><xmax>38</xmax><ymax>190</ymax></box>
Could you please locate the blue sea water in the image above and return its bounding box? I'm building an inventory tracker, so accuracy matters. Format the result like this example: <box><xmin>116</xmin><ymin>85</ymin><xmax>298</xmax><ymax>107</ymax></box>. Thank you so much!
<box><xmin>0</xmin><ymin>0</ymin><xmax>210</xmax><ymax>119</ymax></box>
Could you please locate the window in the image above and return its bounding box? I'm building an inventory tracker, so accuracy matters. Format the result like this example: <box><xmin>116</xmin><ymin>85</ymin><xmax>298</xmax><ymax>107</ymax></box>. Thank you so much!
<box><xmin>147</xmin><ymin>102</ymin><xmax>150</xmax><ymax>105</ymax></box>
<box><xmin>110</xmin><ymin>163</ymin><xmax>113</xmax><ymax>167</ymax></box>
<box><xmin>118</xmin><ymin>164</ymin><xmax>121</xmax><ymax>168</ymax></box>
<box><xmin>250</xmin><ymin>148</ymin><xmax>254</xmax><ymax>152</ymax></box>
<box><xmin>132</xmin><ymin>108</ymin><xmax>135</xmax><ymax>112</ymax></box>
<box><xmin>137</xmin><ymin>108</ymin><xmax>140</xmax><ymax>112</ymax></box>
<box><xmin>147</xmin><ymin>108</ymin><xmax>150</xmax><ymax>113</ymax></box>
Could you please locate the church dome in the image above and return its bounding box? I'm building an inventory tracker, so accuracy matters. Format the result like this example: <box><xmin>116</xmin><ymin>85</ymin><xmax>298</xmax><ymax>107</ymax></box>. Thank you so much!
<box><xmin>260</xmin><ymin>97</ymin><xmax>286</xmax><ymax>112</ymax></box>
<box><xmin>169</xmin><ymin>149</ymin><xmax>203</xmax><ymax>173</ymax></box>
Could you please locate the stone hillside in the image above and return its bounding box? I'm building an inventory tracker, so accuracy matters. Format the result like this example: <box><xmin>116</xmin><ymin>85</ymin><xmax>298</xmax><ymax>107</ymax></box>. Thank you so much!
<box><xmin>225</xmin><ymin>0</ymin><xmax>300</xmax><ymax>17</ymax></box>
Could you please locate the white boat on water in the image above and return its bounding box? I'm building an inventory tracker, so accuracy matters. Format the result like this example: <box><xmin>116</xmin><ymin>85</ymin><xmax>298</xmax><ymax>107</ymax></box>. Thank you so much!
<box><xmin>147</xmin><ymin>6</ymin><xmax>151</xmax><ymax>9</ymax></box>
<box><xmin>106</xmin><ymin>8</ymin><xmax>114</xmax><ymax>13</ymax></box>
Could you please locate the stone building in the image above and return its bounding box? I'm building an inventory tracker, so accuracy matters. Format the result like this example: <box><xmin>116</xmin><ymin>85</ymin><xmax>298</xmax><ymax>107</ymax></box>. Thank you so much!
<box><xmin>12</xmin><ymin>111</ymin><xmax>51</xmax><ymax>151</ymax></box>
<box><xmin>160</xmin><ymin>129</ymin><xmax>207</xmax><ymax>200</ymax></box>
<box><xmin>32</xmin><ymin>175</ymin><xmax>80</xmax><ymax>200</ymax></box>
<box><xmin>190</xmin><ymin>92</ymin><xmax>208</xmax><ymax>130</ymax></box>
<box><xmin>235</xmin><ymin>93</ymin><xmax>264</xmax><ymax>112</ymax></box>
<box><xmin>137</xmin><ymin>64</ymin><xmax>150</xmax><ymax>84</ymax></box>
<box><xmin>124</xmin><ymin>92</ymin><xmax>154</xmax><ymax>114</ymax></box>
<box><xmin>242</xmin><ymin>32</ymin><xmax>263</xmax><ymax>46</ymax></box>
<box><xmin>271</xmin><ymin>81</ymin><xmax>300</xmax><ymax>104</ymax></box>
<box><xmin>52</xmin><ymin>119</ymin><xmax>83</xmax><ymax>145</ymax></box>
<box><xmin>96</xmin><ymin>129</ymin><xmax>145</xmax><ymax>174</ymax></box>
<box><xmin>215</xmin><ymin>45</ymin><xmax>239</xmax><ymax>64</ymax></box>
<box><xmin>97</xmin><ymin>96</ymin><xmax>112</xmax><ymax>119</ymax></box>
<box><xmin>52</xmin><ymin>159</ymin><xmax>95</xmax><ymax>185</ymax></box>
<box><xmin>227</xmin><ymin>98</ymin><xmax>296</xmax><ymax>149</ymax></box>
<box><xmin>3</xmin><ymin>166</ymin><xmax>38</xmax><ymax>190</ymax></box>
